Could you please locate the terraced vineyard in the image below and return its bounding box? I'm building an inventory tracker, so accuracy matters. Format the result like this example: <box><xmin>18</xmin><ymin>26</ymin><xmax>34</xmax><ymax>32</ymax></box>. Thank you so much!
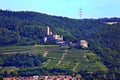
<box><xmin>32</xmin><ymin>45</ymin><xmax>108</xmax><ymax>72</ymax></box>
<box><xmin>0</xmin><ymin>45</ymin><xmax>108</xmax><ymax>74</ymax></box>
<box><xmin>42</xmin><ymin>49</ymin><xmax>107</xmax><ymax>72</ymax></box>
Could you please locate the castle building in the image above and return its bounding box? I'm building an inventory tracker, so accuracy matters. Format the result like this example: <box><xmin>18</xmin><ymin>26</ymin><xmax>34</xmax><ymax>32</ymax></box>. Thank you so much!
<box><xmin>44</xmin><ymin>26</ymin><xmax>63</xmax><ymax>43</ymax></box>
<box><xmin>47</xmin><ymin>26</ymin><xmax>53</xmax><ymax>35</ymax></box>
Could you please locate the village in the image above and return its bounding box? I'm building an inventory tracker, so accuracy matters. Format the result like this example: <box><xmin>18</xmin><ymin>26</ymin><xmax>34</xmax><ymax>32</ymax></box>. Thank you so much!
<box><xmin>3</xmin><ymin>75</ymin><xmax>82</xmax><ymax>80</ymax></box>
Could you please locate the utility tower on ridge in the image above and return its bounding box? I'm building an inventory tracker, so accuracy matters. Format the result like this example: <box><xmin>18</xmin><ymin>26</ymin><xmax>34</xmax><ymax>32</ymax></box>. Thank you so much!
<box><xmin>79</xmin><ymin>8</ymin><xmax>82</xmax><ymax>19</ymax></box>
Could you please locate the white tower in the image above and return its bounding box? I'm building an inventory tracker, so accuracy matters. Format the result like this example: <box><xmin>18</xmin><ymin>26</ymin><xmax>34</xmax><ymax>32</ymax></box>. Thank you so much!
<box><xmin>47</xmin><ymin>26</ymin><xmax>50</xmax><ymax>35</ymax></box>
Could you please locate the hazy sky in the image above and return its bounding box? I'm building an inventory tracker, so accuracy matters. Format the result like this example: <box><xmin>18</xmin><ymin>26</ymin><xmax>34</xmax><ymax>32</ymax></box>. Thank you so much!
<box><xmin>0</xmin><ymin>0</ymin><xmax>120</xmax><ymax>19</ymax></box>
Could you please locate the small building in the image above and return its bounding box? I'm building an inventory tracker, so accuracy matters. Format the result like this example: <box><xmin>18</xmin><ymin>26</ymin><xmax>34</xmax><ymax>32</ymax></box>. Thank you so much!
<box><xmin>80</xmin><ymin>40</ymin><xmax>88</xmax><ymax>48</ymax></box>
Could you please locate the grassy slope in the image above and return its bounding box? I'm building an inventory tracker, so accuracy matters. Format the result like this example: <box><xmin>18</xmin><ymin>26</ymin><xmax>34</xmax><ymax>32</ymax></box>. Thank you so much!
<box><xmin>0</xmin><ymin>45</ymin><xmax>108</xmax><ymax>73</ymax></box>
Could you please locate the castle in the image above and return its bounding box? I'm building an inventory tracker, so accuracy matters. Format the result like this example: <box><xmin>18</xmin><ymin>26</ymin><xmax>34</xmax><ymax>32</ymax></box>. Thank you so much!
<box><xmin>44</xmin><ymin>26</ymin><xmax>64</xmax><ymax>44</ymax></box>
<box><xmin>44</xmin><ymin>26</ymin><xmax>88</xmax><ymax>48</ymax></box>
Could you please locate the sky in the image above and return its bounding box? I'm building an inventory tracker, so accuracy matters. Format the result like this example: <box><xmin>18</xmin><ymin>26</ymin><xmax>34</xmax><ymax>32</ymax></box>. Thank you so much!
<box><xmin>0</xmin><ymin>0</ymin><xmax>120</xmax><ymax>19</ymax></box>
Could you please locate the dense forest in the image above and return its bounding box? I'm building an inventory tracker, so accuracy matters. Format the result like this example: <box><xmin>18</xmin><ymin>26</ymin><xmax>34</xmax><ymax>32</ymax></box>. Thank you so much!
<box><xmin>0</xmin><ymin>9</ymin><xmax>117</xmax><ymax>45</ymax></box>
<box><xmin>0</xmin><ymin>54</ymin><xmax>46</xmax><ymax>67</ymax></box>
<box><xmin>0</xmin><ymin>9</ymin><xmax>120</xmax><ymax>79</ymax></box>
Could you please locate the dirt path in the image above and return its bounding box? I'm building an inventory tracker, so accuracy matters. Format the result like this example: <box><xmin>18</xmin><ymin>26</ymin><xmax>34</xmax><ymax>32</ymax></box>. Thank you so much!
<box><xmin>3</xmin><ymin>49</ymin><xmax>32</xmax><ymax>54</ymax></box>
<box><xmin>42</xmin><ymin>59</ymin><xmax>51</xmax><ymax>67</ymax></box>
<box><xmin>43</xmin><ymin>51</ymin><xmax>48</xmax><ymax>57</ymax></box>
<box><xmin>72</xmin><ymin>63</ymin><xmax>79</xmax><ymax>72</ymax></box>
<box><xmin>56</xmin><ymin>49</ymin><xmax>68</xmax><ymax>66</ymax></box>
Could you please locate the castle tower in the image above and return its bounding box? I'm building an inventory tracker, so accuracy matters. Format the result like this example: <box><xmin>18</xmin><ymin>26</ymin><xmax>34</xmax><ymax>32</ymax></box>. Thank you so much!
<box><xmin>47</xmin><ymin>26</ymin><xmax>50</xmax><ymax>35</ymax></box>
<box><xmin>61</xmin><ymin>35</ymin><xmax>63</xmax><ymax>41</ymax></box>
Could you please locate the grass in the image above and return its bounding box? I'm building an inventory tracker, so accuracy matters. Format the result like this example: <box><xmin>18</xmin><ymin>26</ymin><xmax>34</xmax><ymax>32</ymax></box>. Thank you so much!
<box><xmin>45</xmin><ymin>60</ymin><xmax>58</xmax><ymax>69</ymax></box>
<box><xmin>57</xmin><ymin>61</ymin><xmax>75</xmax><ymax>70</ymax></box>
<box><xmin>33</xmin><ymin>45</ymin><xmax>59</xmax><ymax>50</ymax></box>
<box><xmin>0</xmin><ymin>45</ymin><xmax>108</xmax><ymax>73</ymax></box>
<box><xmin>59</xmin><ymin>49</ymin><xmax>108</xmax><ymax>72</ymax></box>
<box><xmin>0</xmin><ymin>46</ymin><xmax>33</xmax><ymax>53</ymax></box>
<box><xmin>0</xmin><ymin>67</ymin><xmax>19</xmax><ymax>74</ymax></box>
<box><xmin>41</xmin><ymin>59</ymin><xmax>51</xmax><ymax>68</ymax></box>
<box><xmin>47</xmin><ymin>52</ymin><xmax>63</xmax><ymax>59</ymax></box>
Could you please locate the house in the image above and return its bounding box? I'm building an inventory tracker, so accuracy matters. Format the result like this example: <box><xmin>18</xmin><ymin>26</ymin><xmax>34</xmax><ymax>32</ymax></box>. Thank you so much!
<box><xmin>80</xmin><ymin>40</ymin><xmax>88</xmax><ymax>48</ymax></box>
<box><xmin>3</xmin><ymin>77</ymin><xmax>17</xmax><ymax>80</ymax></box>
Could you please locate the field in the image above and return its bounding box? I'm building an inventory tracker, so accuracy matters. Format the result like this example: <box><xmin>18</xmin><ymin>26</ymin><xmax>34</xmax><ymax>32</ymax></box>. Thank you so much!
<box><xmin>0</xmin><ymin>45</ymin><xmax>108</xmax><ymax>74</ymax></box>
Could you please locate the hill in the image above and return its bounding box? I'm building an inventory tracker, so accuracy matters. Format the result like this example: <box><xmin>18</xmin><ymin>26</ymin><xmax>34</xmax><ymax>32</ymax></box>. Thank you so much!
<box><xmin>0</xmin><ymin>45</ymin><xmax>108</xmax><ymax>79</ymax></box>
<box><xmin>0</xmin><ymin>9</ymin><xmax>120</xmax><ymax>79</ymax></box>
<box><xmin>0</xmin><ymin>9</ymin><xmax>110</xmax><ymax>45</ymax></box>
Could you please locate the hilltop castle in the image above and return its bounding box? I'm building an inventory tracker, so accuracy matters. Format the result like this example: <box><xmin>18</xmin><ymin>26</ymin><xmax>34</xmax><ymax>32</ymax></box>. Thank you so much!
<box><xmin>43</xmin><ymin>26</ymin><xmax>88</xmax><ymax>48</ymax></box>
<box><xmin>44</xmin><ymin>26</ymin><xmax>63</xmax><ymax>44</ymax></box>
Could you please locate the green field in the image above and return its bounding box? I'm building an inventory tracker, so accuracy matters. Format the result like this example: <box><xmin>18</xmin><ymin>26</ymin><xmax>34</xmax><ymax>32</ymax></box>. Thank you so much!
<box><xmin>0</xmin><ymin>45</ymin><xmax>108</xmax><ymax>74</ymax></box>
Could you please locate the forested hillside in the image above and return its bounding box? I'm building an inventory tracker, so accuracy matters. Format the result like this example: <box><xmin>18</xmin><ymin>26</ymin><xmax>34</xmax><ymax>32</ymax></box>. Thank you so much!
<box><xmin>0</xmin><ymin>9</ymin><xmax>120</xmax><ymax>79</ymax></box>
<box><xmin>0</xmin><ymin>9</ymin><xmax>111</xmax><ymax>45</ymax></box>
<box><xmin>0</xmin><ymin>9</ymin><xmax>120</xmax><ymax>46</ymax></box>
